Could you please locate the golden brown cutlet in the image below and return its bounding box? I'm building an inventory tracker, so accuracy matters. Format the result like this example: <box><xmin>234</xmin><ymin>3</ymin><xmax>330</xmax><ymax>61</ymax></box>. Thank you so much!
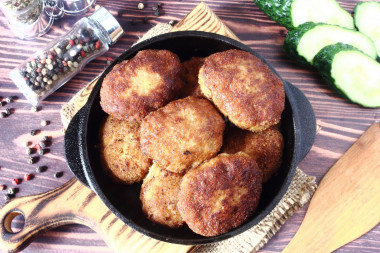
<box><xmin>223</xmin><ymin>126</ymin><xmax>284</xmax><ymax>182</ymax></box>
<box><xmin>140</xmin><ymin>163</ymin><xmax>184</xmax><ymax>228</ymax></box>
<box><xmin>100</xmin><ymin>49</ymin><xmax>184</xmax><ymax>123</ymax></box>
<box><xmin>179</xmin><ymin>57</ymin><xmax>205</xmax><ymax>98</ymax></box>
<box><xmin>99</xmin><ymin>116</ymin><xmax>152</xmax><ymax>184</ymax></box>
<box><xmin>177</xmin><ymin>152</ymin><xmax>263</xmax><ymax>237</ymax></box>
<box><xmin>140</xmin><ymin>96</ymin><xmax>225</xmax><ymax>174</ymax></box>
<box><xmin>199</xmin><ymin>49</ymin><xmax>285</xmax><ymax>132</ymax></box>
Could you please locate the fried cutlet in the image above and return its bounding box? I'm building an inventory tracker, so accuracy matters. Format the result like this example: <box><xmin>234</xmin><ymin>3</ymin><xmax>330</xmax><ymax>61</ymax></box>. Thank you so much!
<box><xmin>198</xmin><ymin>49</ymin><xmax>285</xmax><ymax>132</ymax></box>
<box><xmin>140</xmin><ymin>96</ymin><xmax>225</xmax><ymax>174</ymax></box>
<box><xmin>179</xmin><ymin>57</ymin><xmax>205</xmax><ymax>98</ymax></box>
<box><xmin>100</xmin><ymin>49</ymin><xmax>184</xmax><ymax>122</ymax></box>
<box><xmin>223</xmin><ymin>126</ymin><xmax>284</xmax><ymax>182</ymax></box>
<box><xmin>140</xmin><ymin>163</ymin><xmax>184</xmax><ymax>228</ymax></box>
<box><xmin>177</xmin><ymin>152</ymin><xmax>263</xmax><ymax>236</ymax></box>
<box><xmin>99</xmin><ymin>116</ymin><xmax>152</xmax><ymax>184</ymax></box>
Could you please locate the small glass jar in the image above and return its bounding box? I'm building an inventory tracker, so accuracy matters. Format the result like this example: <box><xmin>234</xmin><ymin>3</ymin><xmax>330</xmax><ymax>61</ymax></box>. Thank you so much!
<box><xmin>9</xmin><ymin>6</ymin><xmax>124</xmax><ymax>105</ymax></box>
<box><xmin>0</xmin><ymin>0</ymin><xmax>53</xmax><ymax>39</ymax></box>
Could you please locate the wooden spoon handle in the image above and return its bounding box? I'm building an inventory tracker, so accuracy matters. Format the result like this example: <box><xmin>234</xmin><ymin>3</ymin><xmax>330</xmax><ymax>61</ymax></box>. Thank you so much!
<box><xmin>0</xmin><ymin>178</ymin><xmax>192</xmax><ymax>253</ymax></box>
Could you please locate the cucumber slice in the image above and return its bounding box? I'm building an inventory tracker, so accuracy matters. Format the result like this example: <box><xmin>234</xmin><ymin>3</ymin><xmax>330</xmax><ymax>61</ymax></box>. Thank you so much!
<box><xmin>314</xmin><ymin>43</ymin><xmax>380</xmax><ymax>108</ymax></box>
<box><xmin>291</xmin><ymin>0</ymin><xmax>354</xmax><ymax>29</ymax></box>
<box><xmin>354</xmin><ymin>1</ymin><xmax>380</xmax><ymax>58</ymax></box>
<box><xmin>253</xmin><ymin>0</ymin><xmax>354</xmax><ymax>30</ymax></box>
<box><xmin>284</xmin><ymin>22</ymin><xmax>378</xmax><ymax>66</ymax></box>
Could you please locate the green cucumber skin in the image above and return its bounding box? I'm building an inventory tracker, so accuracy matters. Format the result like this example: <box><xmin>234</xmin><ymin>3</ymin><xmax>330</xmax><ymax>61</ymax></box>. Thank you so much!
<box><xmin>254</xmin><ymin>0</ymin><xmax>294</xmax><ymax>29</ymax></box>
<box><xmin>283</xmin><ymin>22</ymin><xmax>319</xmax><ymax>67</ymax></box>
<box><xmin>313</xmin><ymin>43</ymin><xmax>356</xmax><ymax>95</ymax></box>
<box><xmin>313</xmin><ymin>43</ymin><xmax>379</xmax><ymax>108</ymax></box>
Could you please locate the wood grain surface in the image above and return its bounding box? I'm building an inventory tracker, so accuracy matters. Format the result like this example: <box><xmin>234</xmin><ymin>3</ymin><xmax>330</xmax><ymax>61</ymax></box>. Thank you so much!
<box><xmin>283</xmin><ymin>122</ymin><xmax>380</xmax><ymax>252</ymax></box>
<box><xmin>0</xmin><ymin>0</ymin><xmax>379</xmax><ymax>252</ymax></box>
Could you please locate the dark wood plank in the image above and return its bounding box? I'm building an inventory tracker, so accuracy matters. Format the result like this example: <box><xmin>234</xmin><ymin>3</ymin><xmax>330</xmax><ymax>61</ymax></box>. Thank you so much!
<box><xmin>0</xmin><ymin>0</ymin><xmax>379</xmax><ymax>252</ymax></box>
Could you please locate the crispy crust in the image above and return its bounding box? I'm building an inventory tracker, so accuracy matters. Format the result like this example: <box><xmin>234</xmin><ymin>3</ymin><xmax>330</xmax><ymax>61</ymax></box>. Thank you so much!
<box><xmin>99</xmin><ymin>116</ymin><xmax>152</xmax><ymax>184</ymax></box>
<box><xmin>198</xmin><ymin>49</ymin><xmax>285</xmax><ymax>132</ymax></box>
<box><xmin>177</xmin><ymin>152</ymin><xmax>262</xmax><ymax>236</ymax></box>
<box><xmin>140</xmin><ymin>163</ymin><xmax>184</xmax><ymax>228</ymax></box>
<box><xmin>100</xmin><ymin>49</ymin><xmax>184</xmax><ymax>122</ymax></box>
<box><xmin>140</xmin><ymin>96</ymin><xmax>225</xmax><ymax>173</ymax></box>
<box><xmin>179</xmin><ymin>57</ymin><xmax>205</xmax><ymax>98</ymax></box>
<box><xmin>223</xmin><ymin>126</ymin><xmax>284</xmax><ymax>182</ymax></box>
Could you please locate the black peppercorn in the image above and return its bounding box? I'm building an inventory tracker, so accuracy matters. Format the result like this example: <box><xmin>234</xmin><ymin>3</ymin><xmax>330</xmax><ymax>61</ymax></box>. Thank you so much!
<box><xmin>30</xmin><ymin>130</ymin><xmax>37</xmax><ymax>136</ymax></box>
<box><xmin>54</xmin><ymin>171</ymin><xmax>63</xmax><ymax>178</ymax></box>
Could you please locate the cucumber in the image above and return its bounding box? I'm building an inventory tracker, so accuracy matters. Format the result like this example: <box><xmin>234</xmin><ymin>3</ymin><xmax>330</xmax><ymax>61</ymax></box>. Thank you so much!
<box><xmin>354</xmin><ymin>1</ymin><xmax>380</xmax><ymax>58</ymax></box>
<box><xmin>314</xmin><ymin>43</ymin><xmax>380</xmax><ymax>108</ymax></box>
<box><xmin>283</xmin><ymin>22</ymin><xmax>378</xmax><ymax>66</ymax></box>
<box><xmin>253</xmin><ymin>0</ymin><xmax>354</xmax><ymax>30</ymax></box>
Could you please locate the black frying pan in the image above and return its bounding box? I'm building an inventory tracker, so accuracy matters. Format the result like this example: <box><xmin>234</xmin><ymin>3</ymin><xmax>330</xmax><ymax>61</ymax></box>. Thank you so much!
<box><xmin>64</xmin><ymin>31</ymin><xmax>316</xmax><ymax>245</ymax></box>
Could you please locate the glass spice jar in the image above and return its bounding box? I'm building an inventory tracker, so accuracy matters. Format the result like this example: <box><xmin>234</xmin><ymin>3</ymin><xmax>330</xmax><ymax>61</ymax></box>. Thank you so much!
<box><xmin>0</xmin><ymin>0</ymin><xmax>54</xmax><ymax>39</ymax></box>
<box><xmin>9</xmin><ymin>6</ymin><xmax>124</xmax><ymax>105</ymax></box>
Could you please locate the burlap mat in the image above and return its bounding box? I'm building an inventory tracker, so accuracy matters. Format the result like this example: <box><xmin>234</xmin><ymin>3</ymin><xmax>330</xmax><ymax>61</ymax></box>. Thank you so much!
<box><xmin>60</xmin><ymin>23</ymin><xmax>317</xmax><ymax>253</ymax></box>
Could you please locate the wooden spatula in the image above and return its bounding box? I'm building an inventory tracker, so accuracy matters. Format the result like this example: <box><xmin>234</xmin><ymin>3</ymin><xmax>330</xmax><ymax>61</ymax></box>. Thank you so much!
<box><xmin>283</xmin><ymin>122</ymin><xmax>380</xmax><ymax>252</ymax></box>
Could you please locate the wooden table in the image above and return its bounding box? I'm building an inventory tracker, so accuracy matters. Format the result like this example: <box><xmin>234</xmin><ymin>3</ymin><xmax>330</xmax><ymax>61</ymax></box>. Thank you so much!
<box><xmin>0</xmin><ymin>0</ymin><xmax>379</xmax><ymax>252</ymax></box>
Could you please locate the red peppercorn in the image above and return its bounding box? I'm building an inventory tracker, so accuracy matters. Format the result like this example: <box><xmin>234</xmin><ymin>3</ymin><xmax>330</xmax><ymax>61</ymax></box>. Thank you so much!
<box><xmin>40</xmin><ymin>57</ymin><xmax>46</xmax><ymax>64</ymax></box>
<box><xmin>69</xmin><ymin>39</ymin><xmax>75</xmax><ymax>46</ymax></box>
<box><xmin>78</xmin><ymin>40</ymin><xmax>83</xmax><ymax>44</ymax></box>
<box><xmin>80</xmin><ymin>51</ymin><xmax>86</xmax><ymax>57</ymax></box>
<box><xmin>107</xmin><ymin>57</ymin><xmax>112</xmax><ymax>61</ymax></box>
<box><xmin>95</xmin><ymin>40</ymin><xmax>101</xmax><ymax>49</ymax></box>
<box><xmin>24</xmin><ymin>174</ymin><xmax>31</xmax><ymax>181</ymax></box>
<box><xmin>48</xmin><ymin>54</ymin><xmax>54</xmax><ymax>60</ymax></box>
<box><xmin>62</xmin><ymin>61</ymin><xmax>67</xmax><ymax>66</ymax></box>
<box><xmin>12</xmin><ymin>179</ymin><xmax>20</xmax><ymax>185</ymax></box>
<box><xmin>36</xmin><ymin>68</ymin><xmax>42</xmax><ymax>73</ymax></box>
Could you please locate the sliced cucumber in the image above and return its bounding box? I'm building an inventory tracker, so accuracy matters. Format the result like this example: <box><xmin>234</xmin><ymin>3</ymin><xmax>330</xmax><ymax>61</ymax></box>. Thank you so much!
<box><xmin>283</xmin><ymin>22</ymin><xmax>378</xmax><ymax>66</ymax></box>
<box><xmin>253</xmin><ymin>0</ymin><xmax>354</xmax><ymax>30</ymax></box>
<box><xmin>354</xmin><ymin>1</ymin><xmax>380</xmax><ymax>58</ymax></box>
<box><xmin>314</xmin><ymin>43</ymin><xmax>380</xmax><ymax>108</ymax></box>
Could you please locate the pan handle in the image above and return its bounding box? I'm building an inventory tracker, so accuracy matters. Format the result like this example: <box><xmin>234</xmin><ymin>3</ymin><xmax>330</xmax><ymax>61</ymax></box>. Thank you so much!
<box><xmin>64</xmin><ymin>107</ymin><xmax>90</xmax><ymax>187</ymax></box>
<box><xmin>284</xmin><ymin>81</ymin><xmax>316</xmax><ymax>163</ymax></box>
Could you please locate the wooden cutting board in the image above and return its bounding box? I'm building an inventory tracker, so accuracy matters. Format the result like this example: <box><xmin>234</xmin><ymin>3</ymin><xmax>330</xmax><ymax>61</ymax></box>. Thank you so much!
<box><xmin>0</xmin><ymin>3</ymin><xmax>239</xmax><ymax>253</ymax></box>
<box><xmin>283</xmin><ymin>122</ymin><xmax>380</xmax><ymax>252</ymax></box>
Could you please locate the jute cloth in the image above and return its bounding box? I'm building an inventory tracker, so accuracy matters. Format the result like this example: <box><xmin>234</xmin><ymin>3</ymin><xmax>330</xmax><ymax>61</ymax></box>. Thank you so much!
<box><xmin>60</xmin><ymin>23</ymin><xmax>317</xmax><ymax>253</ymax></box>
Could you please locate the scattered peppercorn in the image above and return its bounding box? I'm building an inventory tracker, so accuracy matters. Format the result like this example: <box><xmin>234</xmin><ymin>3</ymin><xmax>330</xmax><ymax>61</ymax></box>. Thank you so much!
<box><xmin>152</xmin><ymin>5</ymin><xmax>158</xmax><ymax>11</ymax></box>
<box><xmin>12</xmin><ymin>179</ymin><xmax>20</xmax><ymax>185</ymax></box>
<box><xmin>41</xmin><ymin>120</ymin><xmax>48</xmax><ymax>126</ymax></box>
<box><xmin>30</xmin><ymin>129</ymin><xmax>37</xmax><ymax>136</ymax></box>
<box><xmin>5</xmin><ymin>96</ymin><xmax>13</xmax><ymax>103</ymax></box>
<box><xmin>36</xmin><ymin>165</ymin><xmax>46</xmax><ymax>173</ymax></box>
<box><xmin>0</xmin><ymin>112</ymin><xmax>6</xmax><ymax>118</ymax></box>
<box><xmin>169</xmin><ymin>20</ymin><xmax>176</xmax><ymax>26</ymax></box>
<box><xmin>5</xmin><ymin>108</ymin><xmax>11</xmax><ymax>115</ymax></box>
<box><xmin>8</xmin><ymin>188</ymin><xmax>15</xmax><ymax>195</ymax></box>
<box><xmin>26</xmin><ymin>148</ymin><xmax>32</xmax><ymax>155</ymax></box>
<box><xmin>54</xmin><ymin>171</ymin><xmax>63</xmax><ymax>178</ymax></box>
<box><xmin>0</xmin><ymin>101</ymin><xmax>5</xmax><ymax>107</ymax></box>
<box><xmin>38</xmin><ymin>148</ymin><xmax>46</xmax><ymax>155</ymax></box>
<box><xmin>0</xmin><ymin>185</ymin><xmax>6</xmax><ymax>191</ymax></box>
<box><xmin>39</xmin><ymin>141</ymin><xmax>47</xmax><ymax>148</ymax></box>
<box><xmin>117</xmin><ymin>9</ymin><xmax>125</xmax><ymax>17</ymax></box>
<box><xmin>27</xmin><ymin>156</ymin><xmax>34</xmax><ymax>164</ymax></box>
<box><xmin>137</xmin><ymin>3</ymin><xmax>144</xmax><ymax>9</ymax></box>
<box><xmin>4</xmin><ymin>194</ymin><xmax>11</xmax><ymax>201</ymax></box>
<box><xmin>154</xmin><ymin>9</ymin><xmax>160</xmax><ymax>16</ymax></box>
<box><xmin>24</xmin><ymin>174</ymin><xmax>32</xmax><ymax>181</ymax></box>
<box><xmin>23</xmin><ymin>141</ymin><xmax>30</xmax><ymax>147</ymax></box>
